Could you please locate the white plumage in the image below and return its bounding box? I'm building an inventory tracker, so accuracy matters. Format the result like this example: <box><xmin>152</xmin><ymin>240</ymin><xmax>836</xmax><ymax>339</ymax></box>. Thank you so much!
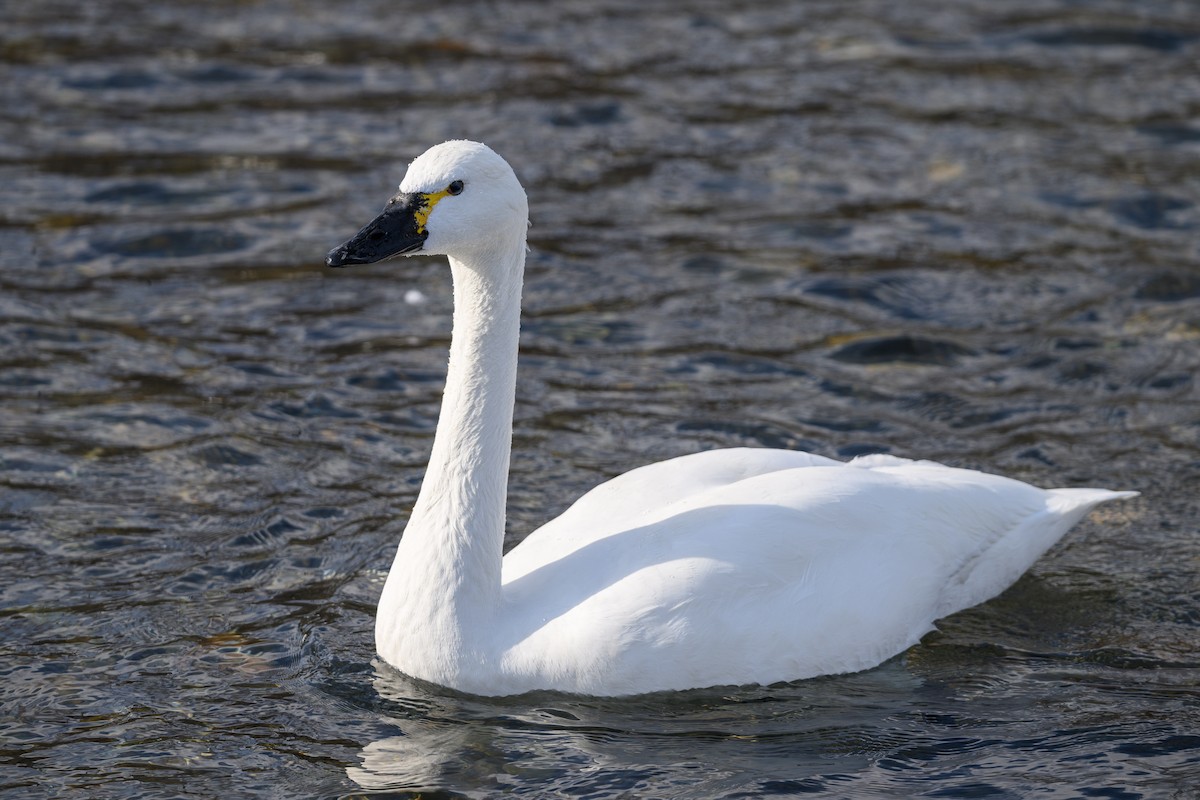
<box><xmin>326</xmin><ymin>140</ymin><xmax>1136</xmax><ymax>697</ymax></box>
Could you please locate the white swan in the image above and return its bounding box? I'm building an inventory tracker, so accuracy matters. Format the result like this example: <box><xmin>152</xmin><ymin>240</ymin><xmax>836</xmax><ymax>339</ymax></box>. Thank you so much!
<box><xmin>326</xmin><ymin>140</ymin><xmax>1137</xmax><ymax>697</ymax></box>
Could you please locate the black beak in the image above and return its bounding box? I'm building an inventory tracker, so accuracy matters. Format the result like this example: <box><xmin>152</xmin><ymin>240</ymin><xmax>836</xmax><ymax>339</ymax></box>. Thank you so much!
<box><xmin>326</xmin><ymin>192</ymin><xmax>430</xmax><ymax>268</ymax></box>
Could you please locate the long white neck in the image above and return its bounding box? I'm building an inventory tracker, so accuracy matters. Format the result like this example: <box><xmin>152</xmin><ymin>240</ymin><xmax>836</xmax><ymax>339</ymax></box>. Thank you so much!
<box><xmin>376</xmin><ymin>240</ymin><xmax>525</xmax><ymax>679</ymax></box>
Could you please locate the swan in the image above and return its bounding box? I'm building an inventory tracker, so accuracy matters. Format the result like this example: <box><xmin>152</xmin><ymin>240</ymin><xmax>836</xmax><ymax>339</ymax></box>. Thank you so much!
<box><xmin>325</xmin><ymin>140</ymin><xmax>1137</xmax><ymax>697</ymax></box>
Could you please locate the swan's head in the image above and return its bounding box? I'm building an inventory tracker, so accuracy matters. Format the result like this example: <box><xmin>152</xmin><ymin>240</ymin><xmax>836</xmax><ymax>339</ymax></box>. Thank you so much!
<box><xmin>325</xmin><ymin>140</ymin><xmax>528</xmax><ymax>268</ymax></box>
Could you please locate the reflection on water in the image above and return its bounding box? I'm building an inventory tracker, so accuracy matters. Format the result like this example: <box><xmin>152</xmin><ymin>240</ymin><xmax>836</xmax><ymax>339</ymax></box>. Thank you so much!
<box><xmin>351</xmin><ymin>640</ymin><xmax>1200</xmax><ymax>798</ymax></box>
<box><xmin>349</xmin><ymin>664</ymin><xmax>928</xmax><ymax>797</ymax></box>
<box><xmin>1</xmin><ymin>0</ymin><xmax>1198</xmax><ymax>798</ymax></box>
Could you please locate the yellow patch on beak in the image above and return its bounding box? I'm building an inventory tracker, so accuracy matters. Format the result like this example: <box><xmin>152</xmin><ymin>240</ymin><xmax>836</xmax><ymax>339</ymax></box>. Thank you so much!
<box><xmin>413</xmin><ymin>189</ymin><xmax>452</xmax><ymax>232</ymax></box>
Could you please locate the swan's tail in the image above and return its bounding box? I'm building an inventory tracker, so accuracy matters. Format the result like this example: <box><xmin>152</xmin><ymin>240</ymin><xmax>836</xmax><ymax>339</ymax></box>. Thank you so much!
<box><xmin>1046</xmin><ymin>488</ymin><xmax>1139</xmax><ymax>519</ymax></box>
<box><xmin>936</xmin><ymin>487</ymin><xmax>1138</xmax><ymax>619</ymax></box>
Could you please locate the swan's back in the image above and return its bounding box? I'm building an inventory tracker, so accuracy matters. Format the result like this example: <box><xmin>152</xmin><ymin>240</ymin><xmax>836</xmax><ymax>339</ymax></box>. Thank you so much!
<box><xmin>496</xmin><ymin>449</ymin><xmax>1134</xmax><ymax>695</ymax></box>
<box><xmin>504</xmin><ymin>448</ymin><xmax>841</xmax><ymax>579</ymax></box>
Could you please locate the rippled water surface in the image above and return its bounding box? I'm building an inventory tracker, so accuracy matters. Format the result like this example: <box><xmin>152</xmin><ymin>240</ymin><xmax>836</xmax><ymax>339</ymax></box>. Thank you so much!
<box><xmin>3</xmin><ymin>1</ymin><xmax>1199</xmax><ymax>797</ymax></box>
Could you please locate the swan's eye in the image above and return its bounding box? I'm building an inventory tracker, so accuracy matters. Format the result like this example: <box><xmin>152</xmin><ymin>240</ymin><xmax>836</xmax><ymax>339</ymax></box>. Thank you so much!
<box><xmin>447</xmin><ymin>180</ymin><xmax>464</xmax><ymax>196</ymax></box>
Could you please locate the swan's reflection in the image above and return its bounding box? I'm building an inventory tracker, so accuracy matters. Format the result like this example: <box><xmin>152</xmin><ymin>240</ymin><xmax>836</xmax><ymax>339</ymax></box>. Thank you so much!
<box><xmin>348</xmin><ymin>661</ymin><xmax>635</xmax><ymax>795</ymax></box>
<box><xmin>347</xmin><ymin>657</ymin><xmax>931</xmax><ymax>796</ymax></box>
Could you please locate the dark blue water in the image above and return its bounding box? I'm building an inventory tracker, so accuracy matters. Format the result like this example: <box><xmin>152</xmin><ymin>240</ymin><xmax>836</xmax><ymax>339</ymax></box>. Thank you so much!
<box><xmin>2</xmin><ymin>1</ymin><xmax>1198</xmax><ymax>797</ymax></box>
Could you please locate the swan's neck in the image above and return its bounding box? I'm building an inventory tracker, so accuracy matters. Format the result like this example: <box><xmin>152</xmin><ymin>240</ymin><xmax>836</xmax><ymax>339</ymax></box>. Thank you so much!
<box><xmin>377</xmin><ymin>242</ymin><xmax>524</xmax><ymax>672</ymax></box>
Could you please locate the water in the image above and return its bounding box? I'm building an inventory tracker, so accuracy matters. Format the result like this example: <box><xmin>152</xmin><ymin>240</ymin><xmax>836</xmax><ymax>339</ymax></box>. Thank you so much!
<box><xmin>2</xmin><ymin>0</ymin><xmax>1198</xmax><ymax>797</ymax></box>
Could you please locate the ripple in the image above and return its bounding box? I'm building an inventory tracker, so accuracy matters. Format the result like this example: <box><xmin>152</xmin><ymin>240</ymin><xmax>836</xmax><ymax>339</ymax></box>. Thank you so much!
<box><xmin>93</xmin><ymin>227</ymin><xmax>251</xmax><ymax>259</ymax></box>
<box><xmin>675</xmin><ymin>420</ymin><xmax>821</xmax><ymax>451</ymax></box>
<box><xmin>180</xmin><ymin>63</ymin><xmax>256</xmax><ymax>84</ymax></box>
<box><xmin>829</xmin><ymin>335</ymin><xmax>976</xmax><ymax>366</ymax></box>
<box><xmin>1021</xmin><ymin>27</ymin><xmax>1197</xmax><ymax>52</ymax></box>
<box><xmin>1137</xmin><ymin>123</ymin><xmax>1200</xmax><ymax>145</ymax></box>
<box><xmin>52</xmin><ymin>404</ymin><xmax>214</xmax><ymax>448</ymax></box>
<box><xmin>61</xmin><ymin>67</ymin><xmax>163</xmax><ymax>90</ymax></box>
<box><xmin>548</xmin><ymin>101</ymin><xmax>623</xmax><ymax>127</ymax></box>
<box><xmin>805</xmin><ymin>275</ymin><xmax>927</xmax><ymax>320</ymax></box>
<box><xmin>347</xmin><ymin>367</ymin><xmax>446</xmax><ymax>392</ymax></box>
<box><xmin>193</xmin><ymin>443</ymin><xmax>265</xmax><ymax>469</ymax></box>
<box><xmin>269</xmin><ymin>393</ymin><xmax>361</xmax><ymax>419</ymax></box>
<box><xmin>84</xmin><ymin>181</ymin><xmax>229</xmax><ymax>207</ymax></box>
<box><xmin>1135</xmin><ymin>273</ymin><xmax>1200</xmax><ymax>302</ymax></box>
<box><xmin>525</xmin><ymin>318</ymin><xmax>643</xmax><ymax>347</ymax></box>
<box><xmin>1109</xmin><ymin>194</ymin><xmax>1193</xmax><ymax>230</ymax></box>
<box><xmin>668</xmin><ymin>351</ymin><xmax>807</xmax><ymax>378</ymax></box>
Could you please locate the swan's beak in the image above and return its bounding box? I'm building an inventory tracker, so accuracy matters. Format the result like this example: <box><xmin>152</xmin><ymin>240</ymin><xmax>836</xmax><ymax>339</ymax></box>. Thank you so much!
<box><xmin>326</xmin><ymin>192</ymin><xmax>430</xmax><ymax>267</ymax></box>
